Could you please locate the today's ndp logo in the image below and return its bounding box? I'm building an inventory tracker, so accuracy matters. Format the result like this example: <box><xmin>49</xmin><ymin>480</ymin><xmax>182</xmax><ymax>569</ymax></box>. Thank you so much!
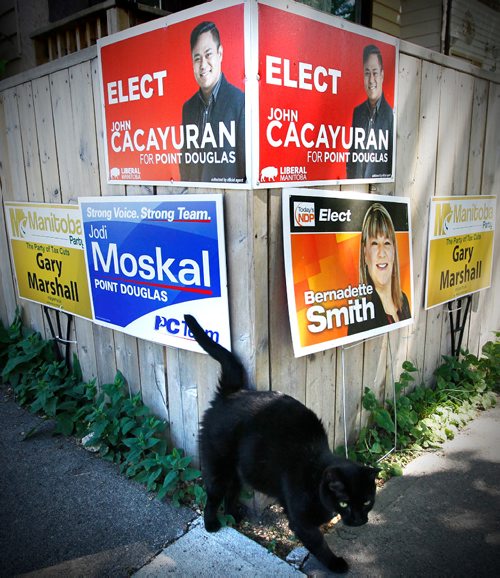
<box><xmin>293</xmin><ymin>201</ymin><xmax>316</xmax><ymax>227</ymax></box>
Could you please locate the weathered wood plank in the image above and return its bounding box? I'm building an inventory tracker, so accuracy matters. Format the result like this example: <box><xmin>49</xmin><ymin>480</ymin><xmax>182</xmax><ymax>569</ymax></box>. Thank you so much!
<box><xmin>0</xmin><ymin>184</ymin><xmax>17</xmax><ymax>325</ymax></box>
<box><xmin>477</xmin><ymin>82</ymin><xmax>500</xmax><ymax>345</ymax></box>
<box><xmin>269</xmin><ymin>188</ymin><xmax>307</xmax><ymax>402</ymax></box>
<box><xmin>305</xmin><ymin>348</ymin><xmax>337</xmax><ymax>448</ymax></box>
<box><xmin>2</xmin><ymin>87</ymin><xmax>27</xmax><ymax>199</ymax></box>
<box><xmin>225</xmin><ymin>189</ymin><xmax>260</xmax><ymax>387</ymax></box>
<box><xmin>334</xmin><ymin>343</ymin><xmax>364</xmax><ymax>448</ymax></box>
<box><xmin>252</xmin><ymin>188</ymin><xmax>270</xmax><ymax>390</ymax></box>
<box><xmin>113</xmin><ymin>333</ymin><xmax>141</xmax><ymax>395</ymax></box>
<box><xmin>17</xmin><ymin>82</ymin><xmax>43</xmax><ymax>203</ymax></box>
<box><xmin>0</xmin><ymin>101</ymin><xmax>19</xmax><ymax>322</ymax></box>
<box><xmin>416</xmin><ymin>61</ymin><xmax>444</xmax><ymax>385</ymax></box>
<box><xmin>0</xmin><ymin>92</ymin><xmax>14</xmax><ymax>199</ymax></box>
<box><xmin>453</xmin><ymin>72</ymin><xmax>474</xmax><ymax>196</ymax></box>
<box><xmin>169</xmin><ymin>346</ymin><xmax>200</xmax><ymax>461</ymax></box>
<box><xmin>50</xmin><ymin>69</ymin><xmax>76</xmax><ymax>199</ymax></box>
<box><xmin>482</xmin><ymin>82</ymin><xmax>500</xmax><ymax>196</ymax></box>
<box><xmin>32</xmin><ymin>75</ymin><xmax>62</xmax><ymax>203</ymax></box>
<box><xmin>360</xmin><ymin>335</ymin><xmax>389</xmax><ymax>431</ymax></box>
<box><xmin>461</xmin><ymin>79</ymin><xmax>490</xmax><ymax>353</ymax></box>
<box><xmin>137</xmin><ymin>338</ymin><xmax>169</xmax><ymax>422</ymax></box>
<box><xmin>68</xmin><ymin>60</ymin><xmax>100</xmax><ymax>203</ymax></box>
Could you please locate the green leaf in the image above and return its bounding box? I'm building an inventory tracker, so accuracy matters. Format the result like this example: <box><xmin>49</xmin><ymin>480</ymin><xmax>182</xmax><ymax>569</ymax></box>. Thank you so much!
<box><xmin>145</xmin><ymin>437</ymin><xmax>161</xmax><ymax>449</ymax></box>
<box><xmin>162</xmin><ymin>469</ymin><xmax>179</xmax><ymax>491</ymax></box>
<box><xmin>362</xmin><ymin>388</ymin><xmax>379</xmax><ymax>411</ymax></box>
<box><xmin>400</xmin><ymin>371</ymin><xmax>415</xmax><ymax>383</ymax></box>
<box><xmin>147</xmin><ymin>467</ymin><xmax>163</xmax><ymax>490</ymax></box>
<box><xmin>56</xmin><ymin>413</ymin><xmax>75</xmax><ymax>436</ymax></box>
<box><xmin>182</xmin><ymin>467</ymin><xmax>201</xmax><ymax>482</ymax></box>
<box><xmin>157</xmin><ymin>485</ymin><xmax>169</xmax><ymax>501</ymax></box>
<box><xmin>374</xmin><ymin>408</ymin><xmax>395</xmax><ymax>433</ymax></box>
<box><xmin>217</xmin><ymin>513</ymin><xmax>235</xmax><ymax>528</ymax></box>
<box><xmin>402</xmin><ymin>360</ymin><xmax>418</xmax><ymax>372</ymax></box>
<box><xmin>388</xmin><ymin>463</ymin><xmax>403</xmax><ymax>476</ymax></box>
<box><xmin>120</xmin><ymin>417</ymin><xmax>136</xmax><ymax>435</ymax></box>
<box><xmin>90</xmin><ymin>420</ymin><xmax>109</xmax><ymax>441</ymax></box>
<box><xmin>177</xmin><ymin>455</ymin><xmax>192</xmax><ymax>469</ymax></box>
<box><xmin>193</xmin><ymin>484</ymin><xmax>207</xmax><ymax>507</ymax></box>
<box><xmin>123</xmin><ymin>437</ymin><xmax>140</xmax><ymax>449</ymax></box>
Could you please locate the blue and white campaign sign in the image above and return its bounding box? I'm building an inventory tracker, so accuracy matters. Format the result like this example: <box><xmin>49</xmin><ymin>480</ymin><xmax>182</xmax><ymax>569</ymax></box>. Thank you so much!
<box><xmin>79</xmin><ymin>194</ymin><xmax>230</xmax><ymax>353</ymax></box>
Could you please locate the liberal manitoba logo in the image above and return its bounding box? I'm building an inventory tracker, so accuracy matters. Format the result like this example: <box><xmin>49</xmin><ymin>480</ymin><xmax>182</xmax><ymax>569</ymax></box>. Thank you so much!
<box><xmin>293</xmin><ymin>201</ymin><xmax>315</xmax><ymax>227</ymax></box>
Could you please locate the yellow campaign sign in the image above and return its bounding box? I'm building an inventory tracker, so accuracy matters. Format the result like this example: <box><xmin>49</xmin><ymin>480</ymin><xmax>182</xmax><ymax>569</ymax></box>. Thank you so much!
<box><xmin>425</xmin><ymin>195</ymin><xmax>496</xmax><ymax>309</ymax></box>
<box><xmin>5</xmin><ymin>202</ymin><xmax>93</xmax><ymax>319</ymax></box>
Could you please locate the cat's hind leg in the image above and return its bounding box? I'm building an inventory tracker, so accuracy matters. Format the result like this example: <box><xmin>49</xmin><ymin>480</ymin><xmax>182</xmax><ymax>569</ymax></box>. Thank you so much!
<box><xmin>203</xmin><ymin>472</ymin><xmax>226</xmax><ymax>532</ymax></box>
<box><xmin>202</xmin><ymin>456</ymin><xmax>233</xmax><ymax>532</ymax></box>
<box><xmin>224</xmin><ymin>475</ymin><xmax>244</xmax><ymax>523</ymax></box>
<box><xmin>204</xmin><ymin>489</ymin><xmax>224</xmax><ymax>532</ymax></box>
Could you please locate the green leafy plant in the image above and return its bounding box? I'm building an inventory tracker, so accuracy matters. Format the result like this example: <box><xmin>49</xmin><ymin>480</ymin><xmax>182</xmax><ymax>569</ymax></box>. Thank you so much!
<box><xmin>348</xmin><ymin>335</ymin><xmax>499</xmax><ymax>479</ymax></box>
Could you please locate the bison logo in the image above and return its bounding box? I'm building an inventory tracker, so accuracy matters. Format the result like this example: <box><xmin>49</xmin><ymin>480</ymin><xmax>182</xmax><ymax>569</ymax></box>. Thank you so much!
<box><xmin>260</xmin><ymin>166</ymin><xmax>278</xmax><ymax>182</ymax></box>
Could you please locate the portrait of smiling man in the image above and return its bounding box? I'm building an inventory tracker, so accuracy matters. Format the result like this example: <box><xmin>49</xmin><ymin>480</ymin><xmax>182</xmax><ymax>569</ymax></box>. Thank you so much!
<box><xmin>346</xmin><ymin>44</ymin><xmax>394</xmax><ymax>180</ymax></box>
<box><xmin>180</xmin><ymin>21</ymin><xmax>246</xmax><ymax>184</ymax></box>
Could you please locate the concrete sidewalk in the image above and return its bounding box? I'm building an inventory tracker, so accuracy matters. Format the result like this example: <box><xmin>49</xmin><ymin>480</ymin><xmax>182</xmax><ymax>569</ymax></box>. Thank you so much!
<box><xmin>304</xmin><ymin>397</ymin><xmax>500</xmax><ymax>576</ymax></box>
<box><xmin>0</xmin><ymin>387</ymin><xmax>302</xmax><ymax>577</ymax></box>
<box><xmin>2</xmin><ymin>384</ymin><xmax>499</xmax><ymax>577</ymax></box>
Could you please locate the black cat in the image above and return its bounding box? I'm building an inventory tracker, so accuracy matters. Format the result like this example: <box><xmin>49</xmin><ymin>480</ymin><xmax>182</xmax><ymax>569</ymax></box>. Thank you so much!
<box><xmin>184</xmin><ymin>314</ymin><xmax>379</xmax><ymax>574</ymax></box>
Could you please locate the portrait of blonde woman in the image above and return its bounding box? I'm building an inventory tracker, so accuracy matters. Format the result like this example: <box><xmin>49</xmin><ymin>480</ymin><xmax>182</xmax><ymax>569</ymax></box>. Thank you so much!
<box><xmin>349</xmin><ymin>202</ymin><xmax>410</xmax><ymax>335</ymax></box>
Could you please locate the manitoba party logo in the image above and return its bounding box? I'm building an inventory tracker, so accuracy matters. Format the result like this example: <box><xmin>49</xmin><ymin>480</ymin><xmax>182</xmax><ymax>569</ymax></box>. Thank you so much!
<box><xmin>433</xmin><ymin>202</ymin><xmax>452</xmax><ymax>237</ymax></box>
<box><xmin>293</xmin><ymin>201</ymin><xmax>315</xmax><ymax>227</ymax></box>
<box><xmin>433</xmin><ymin>199</ymin><xmax>495</xmax><ymax>237</ymax></box>
<box><xmin>9</xmin><ymin>207</ymin><xmax>28</xmax><ymax>238</ymax></box>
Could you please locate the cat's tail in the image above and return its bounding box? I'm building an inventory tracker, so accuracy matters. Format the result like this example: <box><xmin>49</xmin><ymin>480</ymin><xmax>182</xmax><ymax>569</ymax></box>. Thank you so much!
<box><xmin>184</xmin><ymin>314</ymin><xmax>245</xmax><ymax>396</ymax></box>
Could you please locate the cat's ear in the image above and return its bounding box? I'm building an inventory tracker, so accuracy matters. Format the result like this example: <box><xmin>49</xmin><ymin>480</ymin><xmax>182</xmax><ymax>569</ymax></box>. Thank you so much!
<box><xmin>323</xmin><ymin>466</ymin><xmax>345</xmax><ymax>494</ymax></box>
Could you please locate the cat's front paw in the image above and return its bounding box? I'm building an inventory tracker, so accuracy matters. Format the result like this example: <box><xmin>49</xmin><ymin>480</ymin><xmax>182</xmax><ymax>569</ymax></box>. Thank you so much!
<box><xmin>329</xmin><ymin>555</ymin><xmax>349</xmax><ymax>574</ymax></box>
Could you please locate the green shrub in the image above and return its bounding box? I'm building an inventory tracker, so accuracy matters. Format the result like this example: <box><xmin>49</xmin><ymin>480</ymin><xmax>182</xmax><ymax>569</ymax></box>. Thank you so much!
<box><xmin>346</xmin><ymin>334</ymin><xmax>499</xmax><ymax>479</ymax></box>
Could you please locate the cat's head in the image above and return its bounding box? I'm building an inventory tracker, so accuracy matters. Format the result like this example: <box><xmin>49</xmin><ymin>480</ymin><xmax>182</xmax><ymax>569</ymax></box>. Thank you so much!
<box><xmin>320</xmin><ymin>462</ymin><xmax>379</xmax><ymax>527</ymax></box>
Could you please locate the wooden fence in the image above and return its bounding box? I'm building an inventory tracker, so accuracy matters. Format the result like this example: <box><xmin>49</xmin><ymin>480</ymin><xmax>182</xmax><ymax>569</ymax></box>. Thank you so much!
<box><xmin>0</xmin><ymin>39</ymin><xmax>499</xmax><ymax>461</ymax></box>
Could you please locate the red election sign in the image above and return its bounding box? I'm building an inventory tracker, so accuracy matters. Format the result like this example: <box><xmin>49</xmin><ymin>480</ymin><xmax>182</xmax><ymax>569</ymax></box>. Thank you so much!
<box><xmin>98</xmin><ymin>1</ymin><xmax>247</xmax><ymax>187</ymax></box>
<box><xmin>256</xmin><ymin>0</ymin><xmax>398</xmax><ymax>187</ymax></box>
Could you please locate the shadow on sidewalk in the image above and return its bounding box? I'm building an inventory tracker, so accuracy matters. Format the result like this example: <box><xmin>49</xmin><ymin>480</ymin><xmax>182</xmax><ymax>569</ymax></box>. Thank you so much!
<box><xmin>305</xmin><ymin>404</ymin><xmax>500</xmax><ymax>576</ymax></box>
<box><xmin>0</xmin><ymin>389</ymin><xmax>196</xmax><ymax>577</ymax></box>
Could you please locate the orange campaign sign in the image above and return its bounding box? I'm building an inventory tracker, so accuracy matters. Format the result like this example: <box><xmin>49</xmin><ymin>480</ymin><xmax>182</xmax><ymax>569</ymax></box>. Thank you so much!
<box><xmin>257</xmin><ymin>0</ymin><xmax>398</xmax><ymax>187</ymax></box>
<box><xmin>98</xmin><ymin>1</ymin><xmax>247</xmax><ymax>187</ymax></box>
<box><xmin>283</xmin><ymin>189</ymin><xmax>413</xmax><ymax>357</ymax></box>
